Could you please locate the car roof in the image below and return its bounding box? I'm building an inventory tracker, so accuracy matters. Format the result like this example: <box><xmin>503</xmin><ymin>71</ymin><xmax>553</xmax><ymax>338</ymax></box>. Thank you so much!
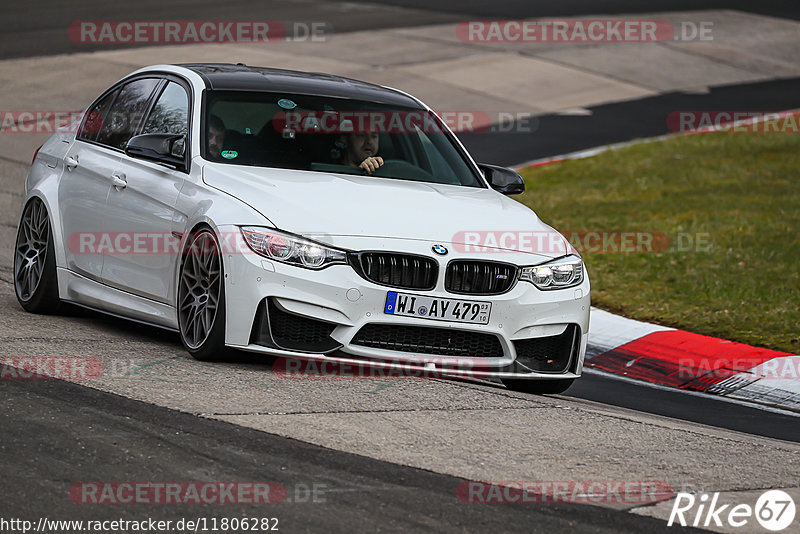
<box><xmin>177</xmin><ymin>63</ymin><xmax>423</xmax><ymax>108</ymax></box>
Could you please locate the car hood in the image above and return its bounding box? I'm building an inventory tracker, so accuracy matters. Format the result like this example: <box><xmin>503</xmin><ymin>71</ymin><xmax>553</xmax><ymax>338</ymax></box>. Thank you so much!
<box><xmin>203</xmin><ymin>164</ymin><xmax>569</xmax><ymax>260</ymax></box>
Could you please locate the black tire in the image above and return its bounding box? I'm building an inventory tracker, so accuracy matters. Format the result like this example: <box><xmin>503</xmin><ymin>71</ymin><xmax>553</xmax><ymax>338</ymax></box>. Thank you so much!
<box><xmin>14</xmin><ymin>198</ymin><xmax>61</xmax><ymax>314</ymax></box>
<box><xmin>503</xmin><ymin>378</ymin><xmax>575</xmax><ymax>395</ymax></box>
<box><xmin>177</xmin><ymin>228</ymin><xmax>228</xmax><ymax>361</ymax></box>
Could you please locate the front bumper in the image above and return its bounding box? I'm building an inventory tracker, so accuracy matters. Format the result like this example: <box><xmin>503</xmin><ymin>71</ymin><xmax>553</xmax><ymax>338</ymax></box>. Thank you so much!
<box><xmin>220</xmin><ymin>226</ymin><xmax>590</xmax><ymax>380</ymax></box>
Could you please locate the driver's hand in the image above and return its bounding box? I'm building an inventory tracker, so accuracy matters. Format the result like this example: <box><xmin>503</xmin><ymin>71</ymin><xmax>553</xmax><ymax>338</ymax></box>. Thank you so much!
<box><xmin>359</xmin><ymin>156</ymin><xmax>384</xmax><ymax>174</ymax></box>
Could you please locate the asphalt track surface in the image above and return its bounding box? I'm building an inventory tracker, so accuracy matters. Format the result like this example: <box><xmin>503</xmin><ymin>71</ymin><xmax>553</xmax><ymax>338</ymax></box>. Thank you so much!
<box><xmin>0</xmin><ymin>0</ymin><xmax>462</xmax><ymax>60</ymax></box>
<box><xmin>3</xmin><ymin>0</ymin><xmax>799</xmax><ymax>60</ymax></box>
<box><xmin>2</xmin><ymin>1</ymin><xmax>800</xmax><ymax>531</ymax></box>
<box><xmin>1</xmin><ymin>376</ymin><xmax>704</xmax><ymax>534</ymax></box>
<box><xmin>460</xmin><ymin>76</ymin><xmax>800</xmax><ymax>166</ymax></box>
<box><xmin>360</xmin><ymin>0</ymin><xmax>800</xmax><ymax>21</ymax></box>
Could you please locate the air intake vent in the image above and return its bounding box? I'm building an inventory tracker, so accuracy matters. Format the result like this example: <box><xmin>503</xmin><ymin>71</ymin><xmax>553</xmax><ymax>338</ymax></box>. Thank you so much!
<box><xmin>513</xmin><ymin>325</ymin><xmax>579</xmax><ymax>373</ymax></box>
<box><xmin>250</xmin><ymin>298</ymin><xmax>341</xmax><ymax>353</ymax></box>
<box><xmin>352</xmin><ymin>324</ymin><xmax>504</xmax><ymax>358</ymax></box>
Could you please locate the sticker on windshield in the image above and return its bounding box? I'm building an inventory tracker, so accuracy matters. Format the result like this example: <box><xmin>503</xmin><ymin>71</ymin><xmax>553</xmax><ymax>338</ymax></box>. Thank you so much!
<box><xmin>221</xmin><ymin>150</ymin><xmax>238</xmax><ymax>159</ymax></box>
<box><xmin>278</xmin><ymin>99</ymin><xmax>297</xmax><ymax>110</ymax></box>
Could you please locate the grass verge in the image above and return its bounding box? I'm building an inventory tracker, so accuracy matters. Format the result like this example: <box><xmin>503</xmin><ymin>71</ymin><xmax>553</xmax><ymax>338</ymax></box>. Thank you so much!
<box><xmin>517</xmin><ymin>127</ymin><xmax>799</xmax><ymax>354</ymax></box>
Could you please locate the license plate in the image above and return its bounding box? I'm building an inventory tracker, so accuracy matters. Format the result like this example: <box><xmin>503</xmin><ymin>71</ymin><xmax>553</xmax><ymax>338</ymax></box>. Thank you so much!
<box><xmin>384</xmin><ymin>292</ymin><xmax>491</xmax><ymax>325</ymax></box>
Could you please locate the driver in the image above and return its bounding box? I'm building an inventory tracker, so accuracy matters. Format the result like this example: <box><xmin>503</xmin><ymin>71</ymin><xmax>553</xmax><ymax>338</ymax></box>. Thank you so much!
<box><xmin>207</xmin><ymin>114</ymin><xmax>227</xmax><ymax>161</ymax></box>
<box><xmin>338</xmin><ymin>131</ymin><xmax>384</xmax><ymax>174</ymax></box>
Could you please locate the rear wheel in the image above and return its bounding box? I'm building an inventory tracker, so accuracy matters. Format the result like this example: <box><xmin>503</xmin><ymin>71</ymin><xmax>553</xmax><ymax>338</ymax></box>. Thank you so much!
<box><xmin>502</xmin><ymin>378</ymin><xmax>575</xmax><ymax>395</ymax></box>
<box><xmin>14</xmin><ymin>198</ymin><xmax>61</xmax><ymax>314</ymax></box>
<box><xmin>178</xmin><ymin>228</ymin><xmax>228</xmax><ymax>361</ymax></box>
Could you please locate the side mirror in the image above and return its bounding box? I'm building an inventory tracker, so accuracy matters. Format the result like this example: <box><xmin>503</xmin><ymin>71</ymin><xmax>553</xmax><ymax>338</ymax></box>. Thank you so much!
<box><xmin>479</xmin><ymin>164</ymin><xmax>525</xmax><ymax>195</ymax></box>
<box><xmin>125</xmin><ymin>133</ymin><xmax>187</xmax><ymax>171</ymax></box>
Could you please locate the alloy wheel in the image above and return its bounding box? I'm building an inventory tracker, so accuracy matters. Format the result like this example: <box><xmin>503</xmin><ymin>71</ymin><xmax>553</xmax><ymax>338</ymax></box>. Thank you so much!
<box><xmin>14</xmin><ymin>199</ymin><xmax>50</xmax><ymax>301</ymax></box>
<box><xmin>178</xmin><ymin>230</ymin><xmax>222</xmax><ymax>350</ymax></box>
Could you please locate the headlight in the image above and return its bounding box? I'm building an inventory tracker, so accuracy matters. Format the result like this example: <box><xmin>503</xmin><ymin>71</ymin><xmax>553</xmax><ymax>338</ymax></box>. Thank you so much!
<box><xmin>519</xmin><ymin>255</ymin><xmax>584</xmax><ymax>290</ymax></box>
<box><xmin>239</xmin><ymin>227</ymin><xmax>348</xmax><ymax>270</ymax></box>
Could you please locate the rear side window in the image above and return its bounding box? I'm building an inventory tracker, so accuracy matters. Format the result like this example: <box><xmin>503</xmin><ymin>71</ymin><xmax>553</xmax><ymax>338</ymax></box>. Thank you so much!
<box><xmin>77</xmin><ymin>89</ymin><xmax>118</xmax><ymax>142</ymax></box>
<box><xmin>94</xmin><ymin>78</ymin><xmax>159</xmax><ymax>150</ymax></box>
<box><xmin>142</xmin><ymin>82</ymin><xmax>189</xmax><ymax>136</ymax></box>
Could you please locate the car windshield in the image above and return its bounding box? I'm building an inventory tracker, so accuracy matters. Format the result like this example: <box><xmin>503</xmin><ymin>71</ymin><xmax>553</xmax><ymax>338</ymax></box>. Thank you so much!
<box><xmin>203</xmin><ymin>91</ymin><xmax>484</xmax><ymax>188</ymax></box>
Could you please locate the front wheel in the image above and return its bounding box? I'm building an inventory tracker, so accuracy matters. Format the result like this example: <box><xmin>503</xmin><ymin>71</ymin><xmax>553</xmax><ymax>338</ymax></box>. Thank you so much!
<box><xmin>177</xmin><ymin>228</ymin><xmax>228</xmax><ymax>361</ymax></box>
<box><xmin>502</xmin><ymin>378</ymin><xmax>575</xmax><ymax>395</ymax></box>
<box><xmin>14</xmin><ymin>197</ymin><xmax>61</xmax><ymax>314</ymax></box>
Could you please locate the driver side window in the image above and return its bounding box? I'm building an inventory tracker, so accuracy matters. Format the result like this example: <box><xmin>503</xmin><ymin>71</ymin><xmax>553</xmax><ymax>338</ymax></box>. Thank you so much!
<box><xmin>94</xmin><ymin>78</ymin><xmax>160</xmax><ymax>150</ymax></box>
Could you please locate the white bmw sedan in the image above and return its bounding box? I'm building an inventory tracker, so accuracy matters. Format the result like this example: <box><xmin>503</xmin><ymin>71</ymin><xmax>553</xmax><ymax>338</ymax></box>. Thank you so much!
<box><xmin>15</xmin><ymin>63</ymin><xmax>590</xmax><ymax>394</ymax></box>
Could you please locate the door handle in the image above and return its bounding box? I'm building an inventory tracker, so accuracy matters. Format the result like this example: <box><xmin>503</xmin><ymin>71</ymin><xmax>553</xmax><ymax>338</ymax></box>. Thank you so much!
<box><xmin>111</xmin><ymin>173</ymin><xmax>127</xmax><ymax>190</ymax></box>
<box><xmin>65</xmin><ymin>155</ymin><xmax>79</xmax><ymax>171</ymax></box>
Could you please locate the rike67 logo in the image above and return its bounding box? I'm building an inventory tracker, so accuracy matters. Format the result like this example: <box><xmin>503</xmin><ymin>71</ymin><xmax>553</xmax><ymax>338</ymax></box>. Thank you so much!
<box><xmin>668</xmin><ymin>490</ymin><xmax>796</xmax><ymax>531</ymax></box>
